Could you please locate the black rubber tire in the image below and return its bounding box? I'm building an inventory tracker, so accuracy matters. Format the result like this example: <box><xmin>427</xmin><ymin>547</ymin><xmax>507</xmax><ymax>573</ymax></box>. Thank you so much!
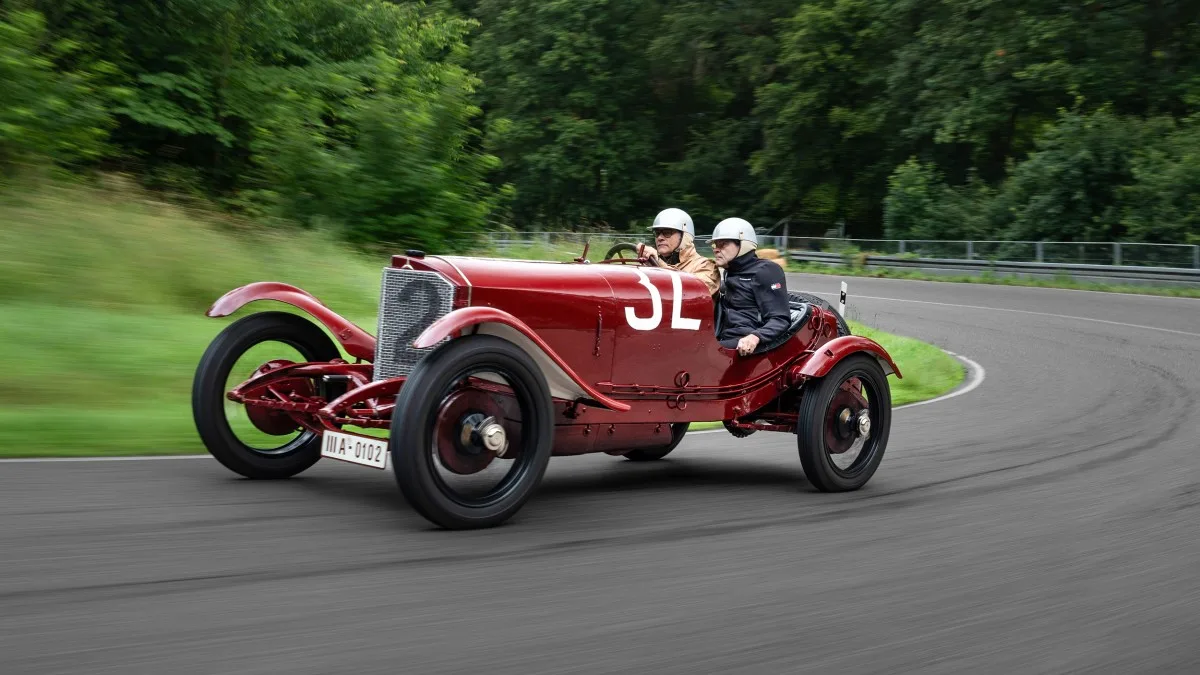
<box><xmin>192</xmin><ymin>311</ymin><xmax>341</xmax><ymax>479</ymax></box>
<box><xmin>390</xmin><ymin>335</ymin><xmax>554</xmax><ymax>530</ymax></box>
<box><xmin>722</xmin><ymin>419</ymin><xmax>756</xmax><ymax>438</ymax></box>
<box><xmin>789</xmin><ymin>291</ymin><xmax>851</xmax><ymax>337</ymax></box>
<box><xmin>623</xmin><ymin>423</ymin><xmax>690</xmax><ymax>461</ymax></box>
<box><xmin>795</xmin><ymin>354</ymin><xmax>891</xmax><ymax>492</ymax></box>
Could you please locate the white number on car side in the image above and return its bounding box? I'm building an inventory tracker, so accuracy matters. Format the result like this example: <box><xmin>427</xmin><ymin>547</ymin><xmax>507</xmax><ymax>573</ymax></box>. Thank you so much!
<box><xmin>623</xmin><ymin>268</ymin><xmax>701</xmax><ymax>331</ymax></box>
<box><xmin>670</xmin><ymin>272</ymin><xmax>701</xmax><ymax>330</ymax></box>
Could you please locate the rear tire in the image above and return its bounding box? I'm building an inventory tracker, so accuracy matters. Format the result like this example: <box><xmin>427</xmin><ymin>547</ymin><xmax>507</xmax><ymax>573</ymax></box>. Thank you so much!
<box><xmin>390</xmin><ymin>335</ymin><xmax>554</xmax><ymax>530</ymax></box>
<box><xmin>623</xmin><ymin>423</ymin><xmax>689</xmax><ymax>461</ymax></box>
<box><xmin>192</xmin><ymin>311</ymin><xmax>341</xmax><ymax>479</ymax></box>
<box><xmin>796</xmin><ymin>354</ymin><xmax>891</xmax><ymax>492</ymax></box>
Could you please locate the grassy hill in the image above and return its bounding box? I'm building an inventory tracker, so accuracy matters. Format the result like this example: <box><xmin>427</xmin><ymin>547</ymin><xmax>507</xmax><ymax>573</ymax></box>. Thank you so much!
<box><xmin>0</xmin><ymin>175</ymin><xmax>963</xmax><ymax>457</ymax></box>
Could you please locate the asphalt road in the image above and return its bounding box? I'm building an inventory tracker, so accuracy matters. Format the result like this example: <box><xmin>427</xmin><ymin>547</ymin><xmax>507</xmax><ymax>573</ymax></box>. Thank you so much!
<box><xmin>3</xmin><ymin>275</ymin><xmax>1199</xmax><ymax>674</ymax></box>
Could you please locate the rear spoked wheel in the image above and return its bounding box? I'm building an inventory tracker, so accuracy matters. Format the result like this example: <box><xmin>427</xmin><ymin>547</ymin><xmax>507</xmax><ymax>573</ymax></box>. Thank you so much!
<box><xmin>796</xmin><ymin>354</ymin><xmax>891</xmax><ymax>492</ymax></box>
<box><xmin>390</xmin><ymin>335</ymin><xmax>554</xmax><ymax>529</ymax></box>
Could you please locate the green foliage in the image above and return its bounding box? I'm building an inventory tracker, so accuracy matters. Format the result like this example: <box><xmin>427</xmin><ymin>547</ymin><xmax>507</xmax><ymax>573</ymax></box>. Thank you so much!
<box><xmin>994</xmin><ymin>107</ymin><xmax>1145</xmax><ymax>241</ymax></box>
<box><xmin>752</xmin><ymin>0</ymin><xmax>898</xmax><ymax>228</ymax></box>
<box><xmin>3</xmin><ymin>0</ymin><xmax>503</xmax><ymax>251</ymax></box>
<box><xmin>1118</xmin><ymin>116</ymin><xmax>1200</xmax><ymax>244</ymax></box>
<box><xmin>0</xmin><ymin>8</ymin><xmax>113</xmax><ymax>169</ymax></box>
<box><xmin>883</xmin><ymin>158</ymin><xmax>993</xmax><ymax>240</ymax></box>
<box><xmin>6</xmin><ymin>0</ymin><xmax>1200</xmax><ymax>244</ymax></box>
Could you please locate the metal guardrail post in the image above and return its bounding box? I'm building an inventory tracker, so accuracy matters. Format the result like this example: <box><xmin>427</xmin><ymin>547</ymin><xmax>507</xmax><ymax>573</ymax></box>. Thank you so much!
<box><xmin>1036</xmin><ymin>241</ymin><xmax>1044</xmax><ymax>262</ymax></box>
<box><xmin>1113</xmin><ymin>242</ymin><xmax>1121</xmax><ymax>266</ymax></box>
<box><xmin>1194</xmin><ymin>245</ymin><xmax>1199</xmax><ymax>270</ymax></box>
<box><xmin>967</xmin><ymin>241</ymin><xmax>974</xmax><ymax>260</ymax></box>
<box><xmin>899</xmin><ymin>240</ymin><xmax>906</xmax><ymax>254</ymax></box>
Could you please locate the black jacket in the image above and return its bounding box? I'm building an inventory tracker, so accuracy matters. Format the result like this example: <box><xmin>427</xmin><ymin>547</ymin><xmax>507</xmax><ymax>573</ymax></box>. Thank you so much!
<box><xmin>716</xmin><ymin>251</ymin><xmax>791</xmax><ymax>344</ymax></box>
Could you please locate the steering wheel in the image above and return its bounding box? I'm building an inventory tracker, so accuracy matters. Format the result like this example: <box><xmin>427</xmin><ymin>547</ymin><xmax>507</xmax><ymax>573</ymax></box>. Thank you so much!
<box><xmin>598</xmin><ymin>242</ymin><xmax>649</xmax><ymax>265</ymax></box>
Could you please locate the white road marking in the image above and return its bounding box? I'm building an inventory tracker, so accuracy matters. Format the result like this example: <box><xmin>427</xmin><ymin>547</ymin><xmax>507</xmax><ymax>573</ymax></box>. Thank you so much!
<box><xmin>689</xmin><ymin>348</ymin><xmax>987</xmax><ymax>434</ymax></box>
<box><xmin>0</xmin><ymin>454</ymin><xmax>211</xmax><ymax>463</ymax></box>
<box><xmin>829</xmin><ymin>293</ymin><xmax>1200</xmax><ymax>339</ymax></box>
<box><xmin>787</xmin><ymin>271</ymin><xmax>1200</xmax><ymax>302</ymax></box>
<box><xmin>891</xmin><ymin>351</ymin><xmax>986</xmax><ymax>410</ymax></box>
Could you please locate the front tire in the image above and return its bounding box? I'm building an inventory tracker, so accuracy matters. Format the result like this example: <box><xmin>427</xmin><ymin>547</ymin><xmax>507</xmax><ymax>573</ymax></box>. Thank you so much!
<box><xmin>390</xmin><ymin>335</ymin><xmax>554</xmax><ymax>529</ymax></box>
<box><xmin>192</xmin><ymin>311</ymin><xmax>341</xmax><ymax>479</ymax></box>
<box><xmin>796</xmin><ymin>354</ymin><xmax>891</xmax><ymax>492</ymax></box>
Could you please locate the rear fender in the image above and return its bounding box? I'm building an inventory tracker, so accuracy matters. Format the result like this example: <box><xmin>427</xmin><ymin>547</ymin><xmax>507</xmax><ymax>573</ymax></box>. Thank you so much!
<box><xmin>413</xmin><ymin>306</ymin><xmax>631</xmax><ymax>412</ymax></box>
<box><xmin>798</xmin><ymin>335</ymin><xmax>902</xmax><ymax>380</ymax></box>
<box><xmin>206</xmin><ymin>282</ymin><xmax>377</xmax><ymax>362</ymax></box>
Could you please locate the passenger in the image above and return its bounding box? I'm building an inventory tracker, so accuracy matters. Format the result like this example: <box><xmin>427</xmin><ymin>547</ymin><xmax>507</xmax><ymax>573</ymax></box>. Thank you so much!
<box><xmin>635</xmin><ymin>207</ymin><xmax>721</xmax><ymax>296</ymax></box>
<box><xmin>708</xmin><ymin>217</ymin><xmax>790</xmax><ymax>356</ymax></box>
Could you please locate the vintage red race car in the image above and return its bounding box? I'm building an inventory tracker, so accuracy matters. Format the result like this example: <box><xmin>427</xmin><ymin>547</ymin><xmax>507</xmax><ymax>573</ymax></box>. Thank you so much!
<box><xmin>191</xmin><ymin>244</ymin><xmax>901</xmax><ymax>529</ymax></box>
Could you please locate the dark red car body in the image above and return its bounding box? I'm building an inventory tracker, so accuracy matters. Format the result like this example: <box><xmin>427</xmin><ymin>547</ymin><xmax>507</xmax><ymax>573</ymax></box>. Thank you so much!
<box><xmin>196</xmin><ymin>249</ymin><xmax>901</xmax><ymax>529</ymax></box>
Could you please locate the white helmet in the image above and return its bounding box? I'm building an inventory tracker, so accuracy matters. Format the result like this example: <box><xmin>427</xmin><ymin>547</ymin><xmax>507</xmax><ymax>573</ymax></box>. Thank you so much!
<box><xmin>650</xmin><ymin>208</ymin><xmax>694</xmax><ymax>237</ymax></box>
<box><xmin>709</xmin><ymin>217</ymin><xmax>758</xmax><ymax>249</ymax></box>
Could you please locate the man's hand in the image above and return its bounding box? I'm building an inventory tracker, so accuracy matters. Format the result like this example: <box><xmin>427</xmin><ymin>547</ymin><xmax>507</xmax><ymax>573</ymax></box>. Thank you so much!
<box><xmin>636</xmin><ymin>243</ymin><xmax>662</xmax><ymax>266</ymax></box>
<box><xmin>736</xmin><ymin>333</ymin><xmax>760</xmax><ymax>356</ymax></box>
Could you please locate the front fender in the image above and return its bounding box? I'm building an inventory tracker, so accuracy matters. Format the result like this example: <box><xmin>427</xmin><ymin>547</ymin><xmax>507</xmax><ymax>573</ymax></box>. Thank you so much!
<box><xmin>206</xmin><ymin>281</ymin><xmax>377</xmax><ymax>362</ymax></box>
<box><xmin>414</xmin><ymin>306</ymin><xmax>631</xmax><ymax>412</ymax></box>
<box><xmin>798</xmin><ymin>335</ymin><xmax>902</xmax><ymax>380</ymax></box>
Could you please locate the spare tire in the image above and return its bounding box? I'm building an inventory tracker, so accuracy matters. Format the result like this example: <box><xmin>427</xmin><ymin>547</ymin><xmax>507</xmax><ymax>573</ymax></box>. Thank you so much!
<box><xmin>788</xmin><ymin>291</ymin><xmax>851</xmax><ymax>337</ymax></box>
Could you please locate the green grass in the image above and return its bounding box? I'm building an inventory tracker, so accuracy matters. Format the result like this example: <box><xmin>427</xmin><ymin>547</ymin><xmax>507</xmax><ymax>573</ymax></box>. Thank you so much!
<box><xmin>0</xmin><ymin>176</ymin><xmax>959</xmax><ymax>457</ymax></box>
<box><xmin>845</xmin><ymin>319</ymin><xmax>964</xmax><ymax>405</ymax></box>
<box><xmin>789</xmin><ymin>261</ymin><xmax>1200</xmax><ymax>299</ymax></box>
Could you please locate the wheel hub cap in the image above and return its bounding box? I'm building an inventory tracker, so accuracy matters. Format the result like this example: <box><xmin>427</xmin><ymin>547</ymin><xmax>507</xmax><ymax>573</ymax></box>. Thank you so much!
<box><xmin>436</xmin><ymin>389</ymin><xmax>514</xmax><ymax>475</ymax></box>
<box><xmin>477</xmin><ymin>416</ymin><xmax>509</xmax><ymax>457</ymax></box>
<box><xmin>856</xmin><ymin>410</ymin><xmax>871</xmax><ymax>437</ymax></box>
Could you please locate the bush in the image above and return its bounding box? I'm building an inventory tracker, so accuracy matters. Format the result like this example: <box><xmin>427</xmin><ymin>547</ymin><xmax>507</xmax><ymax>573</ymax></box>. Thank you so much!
<box><xmin>0</xmin><ymin>9</ymin><xmax>113</xmax><ymax>170</ymax></box>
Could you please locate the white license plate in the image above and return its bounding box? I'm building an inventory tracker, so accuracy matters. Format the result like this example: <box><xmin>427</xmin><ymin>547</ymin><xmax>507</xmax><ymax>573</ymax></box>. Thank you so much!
<box><xmin>320</xmin><ymin>430</ymin><xmax>389</xmax><ymax>470</ymax></box>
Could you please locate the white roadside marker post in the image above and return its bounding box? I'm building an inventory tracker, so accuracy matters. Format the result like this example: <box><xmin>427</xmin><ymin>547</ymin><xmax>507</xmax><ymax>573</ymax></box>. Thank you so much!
<box><xmin>839</xmin><ymin>281</ymin><xmax>847</xmax><ymax>316</ymax></box>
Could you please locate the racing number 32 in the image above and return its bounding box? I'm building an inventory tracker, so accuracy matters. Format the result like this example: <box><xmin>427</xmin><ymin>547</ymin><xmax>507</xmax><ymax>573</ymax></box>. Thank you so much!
<box><xmin>625</xmin><ymin>268</ymin><xmax>701</xmax><ymax>332</ymax></box>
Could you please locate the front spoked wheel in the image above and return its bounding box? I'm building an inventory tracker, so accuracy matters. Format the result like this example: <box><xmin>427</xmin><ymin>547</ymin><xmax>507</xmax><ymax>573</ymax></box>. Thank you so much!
<box><xmin>795</xmin><ymin>354</ymin><xmax>891</xmax><ymax>491</ymax></box>
<box><xmin>389</xmin><ymin>335</ymin><xmax>554</xmax><ymax>529</ymax></box>
<box><xmin>191</xmin><ymin>311</ymin><xmax>341</xmax><ymax>479</ymax></box>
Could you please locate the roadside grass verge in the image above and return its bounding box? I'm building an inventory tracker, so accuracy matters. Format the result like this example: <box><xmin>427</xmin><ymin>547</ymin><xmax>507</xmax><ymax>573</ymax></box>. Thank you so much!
<box><xmin>688</xmin><ymin>319</ymin><xmax>964</xmax><ymax>431</ymax></box>
<box><xmin>0</xmin><ymin>178</ymin><xmax>959</xmax><ymax>457</ymax></box>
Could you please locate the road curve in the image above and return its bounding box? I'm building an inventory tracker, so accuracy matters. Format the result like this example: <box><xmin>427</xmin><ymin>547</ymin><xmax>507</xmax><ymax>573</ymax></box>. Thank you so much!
<box><xmin>2</xmin><ymin>276</ymin><xmax>1199</xmax><ymax>674</ymax></box>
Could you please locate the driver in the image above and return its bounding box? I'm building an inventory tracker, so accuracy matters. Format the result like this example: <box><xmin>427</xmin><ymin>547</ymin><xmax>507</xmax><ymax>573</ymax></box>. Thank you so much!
<box><xmin>708</xmin><ymin>217</ymin><xmax>790</xmax><ymax>356</ymax></box>
<box><xmin>635</xmin><ymin>207</ymin><xmax>720</xmax><ymax>296</ymax></box>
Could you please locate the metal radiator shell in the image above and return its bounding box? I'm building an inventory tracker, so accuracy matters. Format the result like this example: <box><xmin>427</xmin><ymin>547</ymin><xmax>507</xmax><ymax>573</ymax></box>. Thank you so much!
<box><xmin>372</xmin><ymin>267</ymin><xmax>455</xmax><ymax>381</ymax></box>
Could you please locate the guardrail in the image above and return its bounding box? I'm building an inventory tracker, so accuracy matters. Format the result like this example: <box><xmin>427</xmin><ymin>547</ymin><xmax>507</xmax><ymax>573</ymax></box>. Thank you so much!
<box><xmin>478</xmin><ymin>232</ymin><xmax>1200</xmax><ymax>286</ymax></box>
<box><xmin>782</xmin><ymin>237</ymin><xmax>1200</xmax><ymax>270</ymax></box>
<box><xmin>482</xmin><ymin>232</ymin><xmax>1200</xmax><ymax>270</ymax></box>
<box><xmin>790</xmin><ymin>251</ymin><xmax>1200</xmax><ymax>287</ymax></box>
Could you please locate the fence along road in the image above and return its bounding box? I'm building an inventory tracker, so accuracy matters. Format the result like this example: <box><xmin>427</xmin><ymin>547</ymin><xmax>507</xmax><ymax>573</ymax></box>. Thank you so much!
<box><xmin>483</xmin><ymin>232</ymin><xmax>1200</xmax><ymax>286</ymax></box>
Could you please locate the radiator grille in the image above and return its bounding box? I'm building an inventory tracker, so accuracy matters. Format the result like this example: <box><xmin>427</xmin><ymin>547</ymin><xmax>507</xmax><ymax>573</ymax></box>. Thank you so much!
<box><xmin>373</xmin><ymin>267</ymin><xmax>456</xmax><ymax>380</ymax></box>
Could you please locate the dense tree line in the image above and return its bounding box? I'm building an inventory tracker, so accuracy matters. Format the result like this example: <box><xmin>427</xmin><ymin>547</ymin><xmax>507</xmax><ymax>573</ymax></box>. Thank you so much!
<box><xmin>3</xmin><ymin>0</ymin><xmax>1200</xmax><ymax>247</ymax></box>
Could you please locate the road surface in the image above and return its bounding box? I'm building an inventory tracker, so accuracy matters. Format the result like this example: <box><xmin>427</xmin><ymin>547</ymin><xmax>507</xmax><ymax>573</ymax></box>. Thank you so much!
<box><xmin>2</xmin><ymin>275</ymin><xmax>1199</xmax><ymax>674</ymax></box>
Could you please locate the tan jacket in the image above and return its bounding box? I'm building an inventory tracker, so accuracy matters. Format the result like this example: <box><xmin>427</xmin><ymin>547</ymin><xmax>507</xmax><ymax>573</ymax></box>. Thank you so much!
<box><xmin>648</xmin><ymin>238</ymin><xmax>720</xmax><ymax>295</ymax></box>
